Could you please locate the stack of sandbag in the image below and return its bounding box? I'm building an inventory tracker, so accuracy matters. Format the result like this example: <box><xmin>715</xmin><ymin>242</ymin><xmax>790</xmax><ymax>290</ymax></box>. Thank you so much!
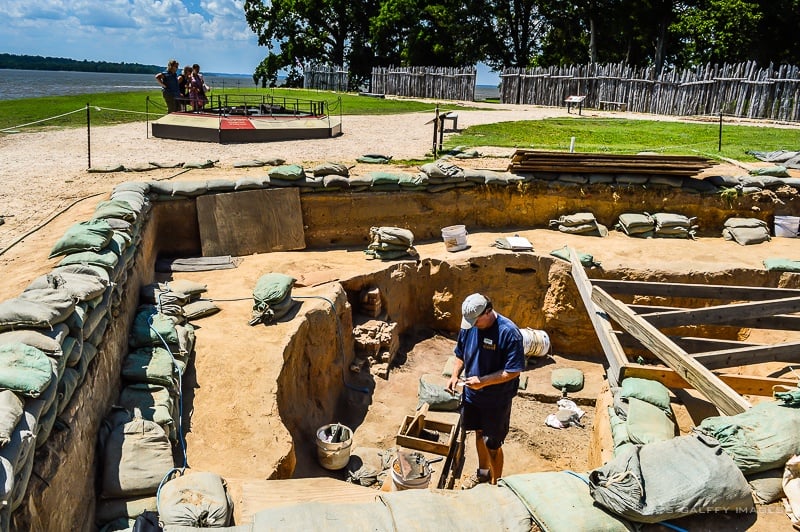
<box><xmin>419</xmin><ymin>160</ymin><xmax>470</xmax><ymax>192</ymax></box>
<box><xmin>607</xmin><ymin>378</ymin><xmax>676</xmax><ymax>454</ymax></box>
<box><xmin>157</xmin><ymin>471</ymin><xmax>234</xmax><ymax>527</ymax></box>
<box><xmin>249</xmin><ymin>273</ymin><xmax>297</xmax><ymax>326</ymax></box>
<box><xmin>96</xmin><ymin>407</ymin><xmax>172</xmax><ymax>529</ymax></box>
<box><xmin>614</xmin><ymin>213</ymin><xmax>655</xmax><ymax>238</ymax></box>
<box><xmin>722</xmin><ymin>217</ymin><xmax>771</xmax><ymax>245</ymax></box>
<box><xmin>365</xmin><ymin>226</ymin><xmax>418</xmax><ymax>261</ymax></box>
<box><xmin>313</xmin><ymin>162</ymin><xmax>351</xmax><ymax>192</ymax></box>
<box><xmin>548</xmin><ymin>212</ymin><xmax>608</xmax><ymax>237</ymax></box>
<box><xmin>651</xmin><ymin>212</ymin><xmax>697</xmax><ymax>239</ymax></box>
<box><xmin>589</xmin><ymin>434</ymin><xmax>754</xmax><ymax>523</ymax></box>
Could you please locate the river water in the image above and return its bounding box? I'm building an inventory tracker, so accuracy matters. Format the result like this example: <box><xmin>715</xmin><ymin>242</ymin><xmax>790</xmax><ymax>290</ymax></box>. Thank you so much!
<box><xmin>0</xmin><ymin>69</ymin><xmax>499</xmax><ymax>101</ymax></box>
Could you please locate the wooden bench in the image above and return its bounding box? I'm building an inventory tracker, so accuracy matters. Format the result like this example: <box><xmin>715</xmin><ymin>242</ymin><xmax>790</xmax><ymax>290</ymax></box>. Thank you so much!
<box><xmin>439</xmin><ymin>111</ymin><xmax>458</xmax><ymax>131</ymax></box>
<box><xmin>599</xmin><ymin>100</ymin><xmax>628</xmax><ymax>112</ymax></box>
<box><xmin>564</xmin><ymin>95</ymin><xmax>586</xmax><ymax>115</ymax></box>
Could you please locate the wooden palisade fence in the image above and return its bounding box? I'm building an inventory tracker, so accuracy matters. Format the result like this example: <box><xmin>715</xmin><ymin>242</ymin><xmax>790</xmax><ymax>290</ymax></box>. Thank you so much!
<box><xmin>500</xmin><ymin>61</ymin><xmax>800</xmax><ymax>122</ymax></box>
<box><xmin>370</xmin><ymin>66</ymin><xmax>476</xmax><ymax>101</ymax></box>
<box><xmin>304</xmin><ymin>65</ymin><xmax>349</xmax><ymax>92</ymax></box>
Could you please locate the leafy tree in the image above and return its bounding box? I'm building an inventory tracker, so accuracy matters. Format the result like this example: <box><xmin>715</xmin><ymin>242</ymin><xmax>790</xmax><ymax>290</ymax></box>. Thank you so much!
<box><xmin>243</xmin><ymin>0</ymin><xmax>378</xmax><ymax>89</ymax></box>
<box><xmin>669</xmin><ymin>0</ymin><xmax>762</xmax><ymax>66</ymax></box>
<box><xmin>480</xmin><ymin>0</ymin><xmax>548</xmax><ymax>69</ymax></box>
<box><xmin>750</xmin><ymin>0</ymin><xmax>800</xmax><ymax>65</ymax></box>
<box><xmin>370</xmin><ymin>0</ymin><xmax>486</xmax><ymax>66</ymax></box>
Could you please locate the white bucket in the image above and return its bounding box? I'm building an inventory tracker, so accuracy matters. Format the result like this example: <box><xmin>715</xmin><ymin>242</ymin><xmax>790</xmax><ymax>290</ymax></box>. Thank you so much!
<box><xmin>521</xmin><ymin>328</ymin><xmax>551</xmax><ymax>358</ymax></box>
<box><xmin>441</xmin><ymin>225</ymin><xmax>468</xmax><ymax>252</ymax></box>
<box><xmin>390</xmin><ymin>457</ymin><xmax>431</xmax><ymax>491</ymax></box>
<box><xmin>775</xmin><ymin>216</ymin><xmax>800</xmax><ymax>238</ymax></box>
<box><xmin>316</xmin><ymin>424</ymin><xmax>353</xmax><ymax>470</ymax></box>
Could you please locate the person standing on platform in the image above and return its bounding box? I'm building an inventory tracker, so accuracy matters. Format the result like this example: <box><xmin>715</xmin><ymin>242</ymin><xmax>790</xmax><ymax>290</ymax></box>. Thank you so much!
<box><xmin>155</xmin><ymin>59</ymin><xmax>181</xmax><ymax>113</ymax></box>
<box><xmin>188</xmin><ymin>63</ymin><xmax>208</xmax><ymax>111</ymax></box>
<box><xmin>178</xmin><ymin>66</ymin><xmax>193</xmax><ymax>111</ymax></box>
<box><xmin>447</xmin><ymin>293</ymin><xmax>525</xmax><ymax>489</ymax></box>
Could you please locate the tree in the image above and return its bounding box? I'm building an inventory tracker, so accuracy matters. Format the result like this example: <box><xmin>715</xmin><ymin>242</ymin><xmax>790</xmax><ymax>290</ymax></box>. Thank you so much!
<box><xmin>669</xmin><ymin>0</ymin><xmax>762</xmax><ymax>66</ymax></box>
<box><xmin>480</xmin><ymin>0</ymin><xmax>548</xmax><ymax>69</ymax></box>
<box><xmin>369</xmin><ymin>0</ymin><xmax>486</xmax><ymax>66</ymax></box>
<box><xmin>243</xmin><ymin>0</ymin><xmax>378</xmax><ymax>89</ymax></box>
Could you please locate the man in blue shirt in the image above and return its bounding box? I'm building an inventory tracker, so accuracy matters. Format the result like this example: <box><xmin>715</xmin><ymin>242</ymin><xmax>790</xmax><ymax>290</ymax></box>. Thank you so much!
<box><xmin>447</xmin><ymin>293</ymin><xmax>525</xmax><ymax>488</ymax></box>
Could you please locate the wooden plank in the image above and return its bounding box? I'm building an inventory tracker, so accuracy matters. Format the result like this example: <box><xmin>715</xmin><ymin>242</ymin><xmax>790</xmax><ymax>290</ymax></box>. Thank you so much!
<box><xmin>643</xmin><ymin>296</ymin><xmax>800</xmax><ymax>328</ymax></box>
<box><xmin>196</xmin><ymin>188</ymin><xmax>305</xmax><ymax>257</ymax></box>
<box><xmin>406</xmin><ymin>402</ymin><xmax>429</xmax><ymax>437</ymax></box>
<box><xmin>621</xmin><ymin>364</ymin><xmax>798</xmax><ymax>397</ymax></box>
<box><xmin>630</xmin><ymin>305</ymin><xmax>800</xmax><ymax>331</ymax></box>
<box><xmin>588</xmin><ymin>382</ymin><xmax>614</xmax><ymax>469</ymax></box>
<box><xmin>592</xmin><ymin>286</ymin><xmax>751</xmax><ymax>415</ymax></box>
<box><xmin>593</xmin><ymin>279</ymin><xmax>800</xmax><ymax>301</ymax></box>
<box><xmin>614</xmin><ymin>331</ymin><xmax>760</xmax><ymax>352</ymax></box>
<box><xmin>568</xmin><ymin>247</ymin><xmax>626</xmax><ymax>387</ymax></box>
<box><xmin>693</xmin><ymin>341</ymin><xmax>800</xmax><ymax>370</ymax></box>
<box><xmin>237</xmin><ymin>477</ymin><xmax>378</xmax><ymax>520</ymax></box>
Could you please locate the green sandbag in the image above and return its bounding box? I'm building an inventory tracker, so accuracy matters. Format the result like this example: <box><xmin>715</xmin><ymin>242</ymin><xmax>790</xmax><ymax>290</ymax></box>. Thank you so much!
<box><xmin>129</xmin><ymin>307</ymin><xmax>179</xmax><ymax>348</ymax></box>
<box><xmin>93</xmin><ymin>199</ymin><xmax>137</xmax><ymax>222</ymax></box>
<box><xmin>250</xmin><ymin>273</ymin><xmax>296</xmax><ymax>325</ymax></box>
<box><xmin>0</xmin><ymin>290</ymin><xmax>76</xmax><ymax>331</ymax></box>
<box><xmin>118</xmin><ymin>384</ymin><xmax>175</xmax><ymax>429</ymax></box>
<box><xmin>620</xmin><ymin>377</ymin><xmax>671</xmax><ymax>412</ymax></box>
<box><xmin>0</xmin><ymin>343</ymin><xmax>53</xmax><ymax>398</ymax></box>
<box><xmin>624</xmin><ymin>397</ymin><xmax>675</xmax><ymax>445</ymax></box>
<box><xmin>418</xmin><ymin>374</ymin><xmax>460</xmax><ymax>411</ymax></box>
<box><xmin>49</xmin><ymin>219</ymin><xmax>114</xmax><ymax>258</ymax></box>
<box><xmin>312</xmin><ymin>162</ymin><xmax>349</xmax><ymax>177</ymax></box>
<box><xmin>500</xmin><ymin>472</ymin><xmax>634</xmax><ymax>532</ymax></box>
<box><xmin>551</xmin><ymin>367</ymin><xmax>584</xmax><ymax>393</ymax></box>
<box><xmin>268</xmin><ymin>164</ymin><xmax>305</xmax><ymax>181</ymax></box>
<box><xmin>57</xmin><ymin>248</ymin><xmax>120</xmax><ymax>271</ymax></box>
<box><xmin>550</xmin><ymin>246</ymin><xmax>601</xmax><ymax>268</ymax></box>
<box><xmin>356</xmin><ymin>155</ymin><xmax>391</xmax><ymax>164</ymax></box>
<box><xmin>122</xmin><ymin>348</ymin><xmax>175</xmax><ymax>387</ymax></box>
<box><xmin>750</xmin><ymin>165</ymin><xmax>789</xmax><ymax>177</ymax></box>
<box><xmin>764</xmin><ymin>258</ymin><xmax>800</xmax><ymax>272</ymax></box>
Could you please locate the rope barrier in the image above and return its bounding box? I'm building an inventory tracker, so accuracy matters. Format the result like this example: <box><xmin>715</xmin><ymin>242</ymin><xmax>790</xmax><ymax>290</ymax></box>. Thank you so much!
<box><xmin>0</xmin><ymin>107</ymin><xmax>85</xmax><ymax>133</ymax></box>
<box><xmin>94</xmin><ymin>106</ymin><xmax>161</xmax><ymax>117</ymax></box>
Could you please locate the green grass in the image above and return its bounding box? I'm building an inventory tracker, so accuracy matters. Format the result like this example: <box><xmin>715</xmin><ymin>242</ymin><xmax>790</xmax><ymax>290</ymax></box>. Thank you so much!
<box><xmin>0</xmin><ymin>88</ymin><xmax>487</xmax><ymax>132</ymax></box>
<box><xmin>448</xmin><ymin>117</ymin><xmax>800</xmax><ymax>162</ymax></box>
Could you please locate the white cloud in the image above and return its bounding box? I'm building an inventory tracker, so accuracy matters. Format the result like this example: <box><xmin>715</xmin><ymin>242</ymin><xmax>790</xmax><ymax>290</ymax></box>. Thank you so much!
<box><xmin>0</xmin><ymin>0</ymin><xmax>266</xmax><ymax>74</ymax></box>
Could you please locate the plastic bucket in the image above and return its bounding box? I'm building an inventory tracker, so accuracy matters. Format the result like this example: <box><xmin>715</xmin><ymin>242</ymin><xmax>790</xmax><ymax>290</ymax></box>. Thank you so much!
<box><xmin>774</xmin><ymin>216</ymin><xmax>800</xmax><ymax>238</ymax></box>
<box><xmin>316</xmin><ymin>424</ymin><xmax>353</xmax><ymax>470</ymax></box>
<box><xmin>390</xmin><ymin>458</ymin><xmax>431</xmax><ymax>491</ymax></box>
<box><xmin>441</xmin><ymin>225</ymin><xmax>468</xmax><ymax>252</ymax></box>
<box><xmin>521</xmin><ymin>328</ymin><xmax>551</xmax><ymax>358</ymax></box>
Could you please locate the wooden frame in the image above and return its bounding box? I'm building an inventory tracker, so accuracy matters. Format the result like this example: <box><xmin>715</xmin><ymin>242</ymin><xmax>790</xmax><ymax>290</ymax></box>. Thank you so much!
<box><xmin>569</xmin><ymin>248</ymin><xmax>800</xmax><ymax>413</ymax></box>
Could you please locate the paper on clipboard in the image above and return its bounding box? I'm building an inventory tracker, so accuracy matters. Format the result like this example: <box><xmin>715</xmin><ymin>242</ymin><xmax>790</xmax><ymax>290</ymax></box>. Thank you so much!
<box><xmin>494</xmin><ymin>235</ymin><xmax>533</xmax><ymax>251</ymax></box>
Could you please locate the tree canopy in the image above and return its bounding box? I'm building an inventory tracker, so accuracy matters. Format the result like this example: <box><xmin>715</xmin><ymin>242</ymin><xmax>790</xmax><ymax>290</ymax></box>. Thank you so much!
<box><xmin>244</xmin><ymin>0</ymin><xmax>800</xmax><ymax>87</ymax></box>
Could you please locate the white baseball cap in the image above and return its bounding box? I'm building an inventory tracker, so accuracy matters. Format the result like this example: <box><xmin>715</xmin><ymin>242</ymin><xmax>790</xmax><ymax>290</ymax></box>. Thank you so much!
<box><xmin>461</xmin><ymin>293</ymin><xmax>490</xmax><ymax>329</ymax></box>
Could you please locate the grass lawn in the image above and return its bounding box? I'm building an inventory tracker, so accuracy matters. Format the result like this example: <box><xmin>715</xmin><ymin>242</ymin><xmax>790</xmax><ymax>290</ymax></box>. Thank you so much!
<box><xmin>1</xmin><ymin>88</ymin><xmax>796</xmax><ymax>163</ymax></box>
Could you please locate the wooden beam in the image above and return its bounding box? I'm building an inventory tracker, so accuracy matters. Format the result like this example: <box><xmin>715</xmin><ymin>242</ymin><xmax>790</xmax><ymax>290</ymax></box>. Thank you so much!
<box><xmin>630</xmin><ymin>305</ymin><xmax>800</xmax><ymax>331</ymax></box>
<box><xmin>614</xmin><ymin>331</ymin><xmax>760</xmax><ymax>352</ymax></box>
<box><xmin>593</xmin><ymin>279</ymin><xmax>800</xmax><ymax>301</ymax></box>
<box><xmin>693</xmin><ymin>341</ymin><xmax>800</xmax><ymax>370</ymax></box>
<box><xmin>592</xmin><ymin>286</ymin><xmax>751</xmax><ymax>415</ymax></box>
<box><xmin>642</xmin><ymin>296</ymin><xmax>800</xmax><ymax>329</ymax></box>
<box><xmin>621</xmin><ymin>364</ymin><xmax>798</xmax><ymax>397</ymax></box>
<box><xmin>568</xmin><ymin>248</ymin><xmax>627</xmax><ymax>387</ymax></box>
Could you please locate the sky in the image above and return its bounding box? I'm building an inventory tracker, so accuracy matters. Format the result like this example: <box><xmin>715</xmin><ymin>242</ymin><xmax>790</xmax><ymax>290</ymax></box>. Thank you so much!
<box><xmin>1</xmin><ymin>0</ymin><xmax>500</xmax><ymax>83</ymax></box>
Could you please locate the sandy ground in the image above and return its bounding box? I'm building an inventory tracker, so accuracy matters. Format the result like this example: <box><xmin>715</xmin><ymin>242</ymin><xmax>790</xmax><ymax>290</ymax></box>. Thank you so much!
<box><xmin>2</xmin><ymin>102</ymin><xmax>799</xmax><ymax>530</ymax></box>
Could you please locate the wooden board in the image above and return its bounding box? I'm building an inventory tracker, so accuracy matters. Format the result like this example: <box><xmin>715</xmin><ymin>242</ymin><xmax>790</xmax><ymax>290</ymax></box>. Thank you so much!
<box><xmin>592</xmin><ymin>286</ymin><xmax>752</xmax><ymax>415</ymax></box>
<box><xmin>196</xmin><ymin>188</ymin><xmax>305</xmax><ymax>256</ymax></box>
<box><xmin>237</xmin><ymin>477</ymin><xmax>378</xmax><ymax>522</ymax></box>
<box><xmin>622</xmin><ymin>364</ymin><xmax>798</xmax><ymax>397</ymax></box>
<box><xmin>593</xmin><ymin>279</ymin><xmax>800</xmax><ymax>301</ymax></box>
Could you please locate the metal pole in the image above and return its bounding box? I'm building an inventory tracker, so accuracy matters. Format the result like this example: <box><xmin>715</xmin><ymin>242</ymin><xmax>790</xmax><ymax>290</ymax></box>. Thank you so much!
<box><xmin>146</xmin><ymin>96</ymin><xmax>150</xmax><ymax>139</ymax></box>
<box><xmin>86</xmin><ymin>103</ymin><xmax>91</xmax><ymax>169</ymax></box>
<box><xmin>718</xmin><ymin>112</ymin><xmax>723</xmax><ymax>151</ymax></box>
<box><xmin>432</xmin><ymin>105</ymin><xmax>439</xmax><ymax>157</ymax></box>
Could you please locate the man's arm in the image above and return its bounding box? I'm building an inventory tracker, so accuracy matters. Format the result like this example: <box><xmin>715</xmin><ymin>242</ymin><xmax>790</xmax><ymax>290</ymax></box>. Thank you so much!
<box><xmin>446</xmin><ymin>357</ymin><xmax>465</xmax><ymax>394</ymax></box>
<box><xmin>463</xmin><ymin>369</ymin><xmax>520</xmax><ymax>390</ymax></box>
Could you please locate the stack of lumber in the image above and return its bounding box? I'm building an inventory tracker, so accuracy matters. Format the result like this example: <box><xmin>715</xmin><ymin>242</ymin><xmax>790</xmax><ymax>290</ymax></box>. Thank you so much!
<box><xmin>508</xmin><ymin>150</ymin><xmax>717</xmax><ymax>176</ymax></box>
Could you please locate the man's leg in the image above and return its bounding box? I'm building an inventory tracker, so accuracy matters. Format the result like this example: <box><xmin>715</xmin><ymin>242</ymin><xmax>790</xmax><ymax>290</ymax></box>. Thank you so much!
<box><xmin>474</xmin><ymin>429</ymin><xmax>490</xmax><ymax>472</ymax></box>
<box><xmin>486</xmin><ymin>445</ymin><xmax>504</xmax><ymax>484</ymax></box>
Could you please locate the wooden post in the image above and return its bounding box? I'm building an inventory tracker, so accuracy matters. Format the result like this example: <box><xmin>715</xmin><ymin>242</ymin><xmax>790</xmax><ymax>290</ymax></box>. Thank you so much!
<box><xmin>86</xmin><ymin>103</ymin><xmax>91</xmax><ymax>170</ymax></box>
<box><xmin>432</xmin><ymin>105</ymin><xmax>439</xmax><ymax>157</ymax></box>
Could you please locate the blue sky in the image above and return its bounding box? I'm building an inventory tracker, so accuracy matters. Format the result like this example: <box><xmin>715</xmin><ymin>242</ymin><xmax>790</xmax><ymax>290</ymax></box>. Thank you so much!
<box><xmin>1</xmin><ymin>0</ymin><xmax>500</xmax><ymax>83</ymax></box>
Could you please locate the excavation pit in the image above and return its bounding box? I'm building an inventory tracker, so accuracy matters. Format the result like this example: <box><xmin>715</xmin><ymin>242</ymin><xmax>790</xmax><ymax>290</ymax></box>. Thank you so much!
<box><xmin>1</xmin><ymin>178</ymin><xmax>799</xmax><ymax>530</ymax></box>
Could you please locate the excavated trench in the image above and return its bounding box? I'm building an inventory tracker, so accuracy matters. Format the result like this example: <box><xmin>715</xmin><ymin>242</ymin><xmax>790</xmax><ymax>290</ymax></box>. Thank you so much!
<box><xmin>6</xmin><ymin>182</ymin><xmax>800</xmax><ymax>529</ymax></box>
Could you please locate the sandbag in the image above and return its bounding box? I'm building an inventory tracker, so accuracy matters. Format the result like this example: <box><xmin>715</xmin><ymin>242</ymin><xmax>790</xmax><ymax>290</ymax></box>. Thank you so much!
<box><xmin>158</xmin><ymin>471</ymin><xmax>233</xmax><ymax>527</ymax></box>
<box><xmin>96</xmin><ymin>496</ymin><xmax>158</xmax><ymax>527</ymax></box>
<box><xmin>615</xmin><ymin>213</ymin><xmax>654</xmax><ymax>236</ymax></box>
<box><xmin>695</xmin><ymin>400</ymin><xmax>800</xmax><ymax>474</ymax></box>
<box><xmin>379</xmin><ymin>483</ymin><xmax>531</xmax><ymax>531</ymax></box>
<box><xmin>182</xmin><ymin>300</ymin><xmax>220</xmax><ymax>321</ymax></box>
<box><xmin>369</xmin><ymin>226</ymin><xmax>414</xmax><ymax>247</ymax></box>
<box><xmin>93</xmin><ymin>199</ymin><xmax>138</xmax><ymax>222</ymax></box>
<box><xmin>345</xmin><ymin>446</ymin><xmax>389</xmax><ymax>487</ymax></box>
<box><xmin>624</xmin><ymin>397</ymin><xmax>675</xmax><ymax>445</ymax></box>
<box><xmin>58</xmin><ymin>248</ymin><xmax>120</xmax><ymax>271</ymax></box>
<box><xmin>122</xmin><ymin>348</ymin><xmax>175</xmax><ymax>388</ymax></box>
<box><xmin>0</xmin><ymin>391</ymin><xmax>23</xmax><ymax>448</ymax></box>
<box><xmin>418</xmin><ymin>374</ymin><xmax>460</xmax><ymax>411</ymax></box>
<box><xmin>551</xmin><ymin>368</ymin><xmax>584</xmax><ymax>393</ymax></box>
<box><xmin>0</xmin><ymin>343</ymin><xmax>53</xmax><ymax>398</ymax></box>
<box><xmin>250</xmin><ymin>273</ymin><xmax>296</xmax><ymax>326</ymax></box>
<box><xmin>129</xmin><ymin>306</ymin><xmax>179</xmax><ymax>348</ymax></box>
<box><xmin>312</xmin><ymin>162</ymin><xmax>349</xmax><ymax>177</ymax></box>
<box><xmin>746</xmin><ymin>468</ymin><xmax>784</xmax><ymax>504</ymax></box>
<box><xmin>549</xmin><ymin>246</ymin><xmax>602</xmax><ymax>268</ymax></box>
<box><xmin>764</xmin><ymin>258</ymin><xmax>800</xmax><ymax>273</ymax></box>
<box><xmin>500</xmin><ymin>472</ymin><xmax>634</xmax><ymax>532</ymax></box>
<box><xmin>26</xmin><ymin>271</ymin><xmax>108</xmax><ymax>302</ymax></box>
<box><xmin>268</xmin><ymin>164</ymin><xmax>305</xmax><ymax>181</ymax></box>
<box><xmin>0</xmin><ymin>289</ymin><xmax>76</xmax><ymax>331</ymax></box>
<box><xmin>620</xmin><ymin>377</ymin><xmax>671</xmax><ymax>413</ymax></box>
<box><xmin>118</xmin><ymin>384</ymin><xmax>176</xmax><ymax>432</ymax></box>
<box><xmin>0</xmin><ymin>323</ymin><xmax>68</xmax><ymax>355</ymax></box>
<box><xmin>589</xmin><ymin>435</ymin><xmax>753</xmax><ymax>523</ymax></box>
<box><xmin>253</xmin><ymin>500</ymin><xmax>394</xmax><ymax>530</ymax></box>
<box><xmin>723</xmin><ymin>226</ymin><xmax>771</xmax><ymax>245</ymax></box>
<box><xmin>100</xmin><ymin>413</ymin><xmax>175</xmax><ymax>498</ymax></box>
<box><xmin>49</xmin><ymin>219</ymin><xmax>114</xmax><ymax>258</ymax></box>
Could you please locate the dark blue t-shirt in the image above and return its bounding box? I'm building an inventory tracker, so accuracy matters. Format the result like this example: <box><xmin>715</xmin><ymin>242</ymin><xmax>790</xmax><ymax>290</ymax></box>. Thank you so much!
<box><xmin>454</xmin><ymin>313</ymin><xmax>525</xmax><ymax>407</ymax></box>
<box><xmin>160</xmin><ymin>70</ymin><xmax>180</xmax><ymax>97</ymax></box>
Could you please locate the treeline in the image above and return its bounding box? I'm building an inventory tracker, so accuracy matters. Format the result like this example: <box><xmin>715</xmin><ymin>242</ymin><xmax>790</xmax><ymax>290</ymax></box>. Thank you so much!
<box><xmin>0</xmin><ymin>54</ymin><xmax>161</xmax><ymax>74</ymax></box>
<box><xmin>244</xmin><ymin>0</ymin><xmax>800</xmax><ymax>90</ymax></box>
